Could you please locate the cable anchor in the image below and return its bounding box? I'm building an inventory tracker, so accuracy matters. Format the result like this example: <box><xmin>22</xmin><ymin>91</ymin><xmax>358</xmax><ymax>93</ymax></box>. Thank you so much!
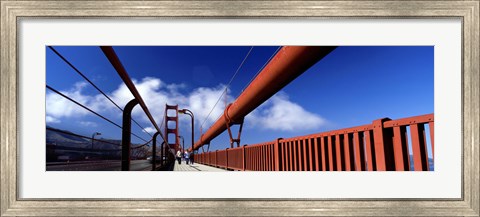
<box><xmin>224</xmin><ymin>103</ymin><xmax>244</xmax><ymax>148</ymax></box>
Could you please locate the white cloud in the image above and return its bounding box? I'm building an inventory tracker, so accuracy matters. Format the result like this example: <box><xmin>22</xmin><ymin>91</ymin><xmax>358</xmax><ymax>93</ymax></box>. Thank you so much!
<box><xmin>143</xmin><ymin>127</ymin><xmax>156</xmax><ymax>134</ymax></box>
<box><xmin>46</xmin><ymin>82</ymin><xmax>111</xmax><ymax>119</ymax></box>
<box><xmin>79</xmin><ymin>121</ymin><xmax>98</xmax><ymax>127</ymax></box>
<box><xmin>109</xmin><ymin>77</ymin><xmax>231</xmax><ymax>130</ymax></box>
<box><xmin>46</xmin><ymin>115</ymin><xmax>60</xmax><ymax>124</ymax></box>
<box><xmin>187</xmin><ymin>85</ymin><xmax>234</xmax><ymax>127</ymax></box>
<box><xmin>246</xmin><ymin>93</ymin><xmax>326</xmax><ymax>131</ymax></box>
<box><xmin>46</xmin><ymin>77</ymin><xmax>325</xmax><ymax>133</ymax></box>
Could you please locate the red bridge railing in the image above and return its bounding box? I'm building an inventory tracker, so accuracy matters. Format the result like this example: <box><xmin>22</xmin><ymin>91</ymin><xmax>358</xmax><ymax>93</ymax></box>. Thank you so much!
<box><xmin>195</xmin><ymin>114</ymin><xmax>434</xmax><ymax>171</ymax></box>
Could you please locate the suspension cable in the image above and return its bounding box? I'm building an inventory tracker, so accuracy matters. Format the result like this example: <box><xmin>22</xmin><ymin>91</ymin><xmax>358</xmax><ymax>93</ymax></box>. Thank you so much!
<box><xmin>199</xmin><ymin>46</ymin><xmax>254</xmax><ymax>131</ymax></box>
<box><xmin>47</xmin><ymin>46</ymin><xmax>153</xmax><ymax>138</ymax></box>
<box><xmin>240</xmin><ymin>46</ymin><xmax>282</xmax><ymax>95</ymax></box>
<box><xmin>46</xmin><ymin>85</ymin><xmax>149</xmax><ymax>143</ymax></box>
<box><xmin>209</xmin><ymin>46</ymin><xmax>282</xmax><ymax>123</ymax></box>
<box><xmin>131</xmin><ymin>138</ymin><xmax>153</xmax><ymax>149</ymax></box>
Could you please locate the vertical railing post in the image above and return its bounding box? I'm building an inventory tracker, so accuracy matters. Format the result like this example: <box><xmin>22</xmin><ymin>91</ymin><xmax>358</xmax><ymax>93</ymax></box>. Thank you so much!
<box><xmin>411</xmin><ymin>123</ymin><xmax>429</xmax><ymax>171</ymax></box>
<box><xmin>274</xmin><ymin>138</ymin><xmax>282</xmax><ymax>171</ymax></box>
<box><xmin>314</xmin><ymin>137</ymin><xmax>320</xmax><ymax>171</ymax></box>
<box><xmin>335</xmin><ymin>134</ymin><xmax>342</xmax><ymax>171</ymax></box>
<box><xmin>152</xmin><ymin>132</ymin><xmax>160</xmax><ymax>171</ymax></box>
<box><xmin>122</xmin><ymin>99</ymin><xmax>139</xmax><ymax>171</ymax></box>
<box><xmin>372</xmin><ymin>118</ymin><xmax>394</xmax><ymax>171</ymax></box>
<box><xmin>429</xmin><ymin>121</ymin><xmax>434</xmax><ymax>161</ymax></box>
<box><xmin>226</xmin><ymin>148</ymin><xmax>229</xmax><ymax>169</ymax></box>
<box><xmin>242</xmin><ymin>145</ymin><xmax>246</xmax><ymax>171</ymax></box>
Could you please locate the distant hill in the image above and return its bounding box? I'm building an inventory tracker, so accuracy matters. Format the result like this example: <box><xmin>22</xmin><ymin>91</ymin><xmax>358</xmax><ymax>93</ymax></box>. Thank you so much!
<box><xmin>46</xmin><ymin>126</ymin><xmax>122</xmax><ymax>150</ymax></box>
<box><xmin>46</xmin><ymin>126</ymin><xmax>89</xmax><ymax>147</ymax></box>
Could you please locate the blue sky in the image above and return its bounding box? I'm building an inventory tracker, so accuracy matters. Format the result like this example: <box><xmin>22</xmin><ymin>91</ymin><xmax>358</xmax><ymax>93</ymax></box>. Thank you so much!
<box><xmin>46</xmin><ymin>46</ymin><xmax>433</xmax><ymax>152</ymax></box>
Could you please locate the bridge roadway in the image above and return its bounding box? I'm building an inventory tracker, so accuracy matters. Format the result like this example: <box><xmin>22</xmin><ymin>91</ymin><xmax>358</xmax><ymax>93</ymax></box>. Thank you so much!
<box><xmin>46</xmin><ymin>160</ymin><xmax>153</xmax><ymax>171</ymax></box>
<box><xmin>173</xmin><ymin>160</ymin><xmax>226</xmax><ymax>171</ymax></box>
<box><xmin>46</xmin><ymin>159</ymin><xmax>226</xmax><ymax>171</ymax></box>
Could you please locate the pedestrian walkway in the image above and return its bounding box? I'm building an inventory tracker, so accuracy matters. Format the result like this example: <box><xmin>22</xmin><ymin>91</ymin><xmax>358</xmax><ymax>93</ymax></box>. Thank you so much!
<box><xmin>173</xmin><ymin>160</ymin><xmax>226</xmax><ymax>171</ymax></box>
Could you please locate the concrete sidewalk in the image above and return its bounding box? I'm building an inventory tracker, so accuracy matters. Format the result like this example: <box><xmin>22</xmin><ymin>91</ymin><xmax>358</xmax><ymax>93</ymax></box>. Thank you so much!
<box><xmin>173</xmin><ymin>160</ymin><xmax>226</xmax><ymax>171</ymax></box>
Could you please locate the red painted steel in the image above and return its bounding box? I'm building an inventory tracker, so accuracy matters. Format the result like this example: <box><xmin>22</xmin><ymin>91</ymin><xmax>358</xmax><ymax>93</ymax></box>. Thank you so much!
<box><xmin>321</xmin><ymin>137</ymin><xmax>327</xmax><ymax>171</ymax></box>
<box><xmin>282</xmin><ymin>142</ymin><xmax>286</xmax><ymax>171</ymax></box>
<box><xmin>261</xmin><ymin>146</ymin><xmax>264</xmax><ymax>171</ymax></box>
<box><xmin>410</xmin><ymin>124</ymin><xmax>429</xmax><ymax>171</ymax></box>
<box><xmin>244</xmin><ymin>148</ymin><xmax>249</xmax><ymax>170</ymax></box>
<box><xmin>274</xmin><ymin>139</ymin><xmax>280</xmax><ymax>171</ymax></box>
<box><xmin>192</xmin><ymin>114</ymin><xmax>434</xmax><ymax>171</ymax></box>
<box><xmin>284</xmin><ymin>142</ymin><xmax>287</xmax><ymax>171</ymax></box>
<box><xmin>193</xmin><ymin>114</ymin><xmax>434</xmax><ymax>171</ymax></box>
<box><xmin>249</xmin><ymin>147</ymin><xmax>253</xmax><ymax>171</ymax></box>
<box><xmin>429</xmin><ymin>122</ymin><xmax>435</xmax><ymax>160</ymax></box>
<box><xmin>255</xmin><ymin>147</ymin><xmax>257</xmax><ymax>171</ymax></box>
<box><xmin>250</xmin><ymin>147</ymin><xmax>254</xmax><ymax>171</ymax></box>
<box><xmin>269</xmin><ymin>145</ymin><xmax>272</xmax><ymax>171</ymax></box>
<box><xmin>335</xmin><ymin>134</ymin><xmax>342</xmax><ymax>171</ymax></box>
<box><xmin>193</xmin><ymin>46</ymin><xmax>337</xmax><ymax>151</ymax></box>
<box><xmin>284</xmin><ymin>141</ymin><xmax>288</xmax><ymax>171</ymax></box>
<box><xmin>372</xmin><ymin>118</ymin><xmax>389</xmax><ymax>171</ymax></box>
<box><xmin>392</xmin><ymin>126</ymin><xmax>409</xmax><ymax>171</ymax></box>
<box><xmin>303</xmin><ymin>139</ymin><xmax>308</xmax><ymax>171</ymax></box>
<box><xmin>383</xmin><ymin>114</ymin><xmax>433</xmax><ymax>128</ymax></box>
<box><xmin>328</xmin><ymin>136</ymin><xmax>334</xmax><ymax>171</ymax></box>
<box><xmin>308</xmin><ymin>138</ymin><xmax>314</xmax><ymax>171</ymax></box>
<box><xmin>217</xmin><ymin>149</ymin><xmax>227</xmax><ymax>169</ymax></box>
<box><xmin>353</xmin><ymin>132</ymin><xmax>363</xmax><ymax>171</ymax></box>
<box><xmin>165</xmin><ymin>104</ymin><xmax>179</xmax><ymax>151</ymax></box>
<box><xmin>344</xmin><ymin>134</ymin><xmax>351</xmax><ymax>171</ymax></box>
<box><xmin>293</xmin><ymin>141</ymin><xmax>297</xmax><ymax>171</ymax></box>
<box><xmin>227</xmin><ymin>147</ymin><xmax>243</xmax><ymax>170</ymax></box>
<box><xmin>314</xmin><ymin>138</ymin><xmax>320</xmax><ymax>171</ymax></box>
<box><xmin>242</xmin><ymin>145</ymin><xmax>246</xmax><ymax>171</ymax></box>
<box><xmin>101</xmin><ymin>47</ymin><xmax>164</xmax><ymax>138</ymax></box>
<box><xmin>264</xmin><ymin>146</ymin><xmax>267</xmax><ymax>171</ymax></box>
<box><xmin>264</xmin><ymin>146</ymin><xmax>268</xmax><ymax>171</ymax></box>
<box><xmin>364</xmin><ymin>130</ymin><xmax>374</xmax><ymax>171</ymax></box>
<box><xmin>251</xmin><ymin>147</ymin><xmax>255</xmax><ymax>171</ymax></box>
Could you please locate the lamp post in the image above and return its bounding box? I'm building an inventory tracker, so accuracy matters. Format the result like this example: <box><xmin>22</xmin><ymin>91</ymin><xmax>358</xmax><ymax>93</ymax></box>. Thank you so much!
<box><xmin>178</xmin><ymin>109</ymin><xmax>194</xmax><ymax>151</ymax></box>
<box><xmin>91</xmin><ymin>132</ymin><xmax>101</xmax><ymax>150</ymax></box>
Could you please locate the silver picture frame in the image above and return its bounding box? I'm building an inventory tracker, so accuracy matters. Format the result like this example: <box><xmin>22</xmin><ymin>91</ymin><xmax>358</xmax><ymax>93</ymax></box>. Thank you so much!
<box><xmin>1</xmin><ymin>1</ymin><xmax>478</xmax><ymax>216</ymax></box>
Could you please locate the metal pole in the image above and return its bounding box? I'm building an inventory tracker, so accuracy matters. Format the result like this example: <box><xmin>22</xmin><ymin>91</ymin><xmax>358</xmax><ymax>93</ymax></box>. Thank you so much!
<box><xmin>179</xmin><ymin>109</ymin><xmax>195</xmax><ymax>154</ymax></box>
<box><xmin>91</xmin><ymin>132</ymin><xmax>101</xmax><ymax>150</ymax></box>
<box><xmin>161</xmin><ymin>141</ymin><xmax>164</xmax><ymax>167</ymax></box>
<box><xmin>188</xmin><ymin>110</ymin><xmax>194</xmax><ymax>152</ymax></box>
<box><xmin>152</xmin><ymin>132</ymin><xmax>160</xmax><ymax>171</ymax></box>
<box><xmin>122</xmin><ymin>99</ymin><xmax>139</xmax><ymax>171</ymax></box>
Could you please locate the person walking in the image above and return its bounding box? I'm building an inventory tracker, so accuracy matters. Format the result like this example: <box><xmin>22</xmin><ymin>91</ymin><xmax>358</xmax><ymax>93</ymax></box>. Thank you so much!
<box><xmin>176</xmin><ymin>150</ymin><xmax>182</xmax><ymax>164</ymax></box>
<box><xmin>189</xmin><ymin>152</ymin><xmax>194</xmax><ymax>165</ymax></box>
<box><xmin>184</xmin><ymin>151</ymin><xmax>190</xmax><ymax>165</ymax></box>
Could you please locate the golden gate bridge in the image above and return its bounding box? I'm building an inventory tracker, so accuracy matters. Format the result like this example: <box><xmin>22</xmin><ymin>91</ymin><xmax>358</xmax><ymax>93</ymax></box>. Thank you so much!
<box><xmin>46</xmin><ymin>46</ymin><xmax>434</xmax><ymax>172</ymax></box>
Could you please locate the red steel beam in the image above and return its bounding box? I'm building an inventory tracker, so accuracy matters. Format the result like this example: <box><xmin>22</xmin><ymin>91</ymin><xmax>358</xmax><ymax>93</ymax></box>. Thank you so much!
<box><xmin>192</xmin><ymin>46</ymin><xmax>337</xmax><ymax>151</ymax></box>
<box><xmin>100</xmin><ymin>47</ymin><xmax>163</xmax><ymax>138</ymax></box>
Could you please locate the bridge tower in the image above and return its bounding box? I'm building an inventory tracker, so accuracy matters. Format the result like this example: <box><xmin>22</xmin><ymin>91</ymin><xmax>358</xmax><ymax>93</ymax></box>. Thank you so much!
<box><xmin>164</xmin><ymin>104</ymin><xmax>180</xmax><ymax>152</ymax></box>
